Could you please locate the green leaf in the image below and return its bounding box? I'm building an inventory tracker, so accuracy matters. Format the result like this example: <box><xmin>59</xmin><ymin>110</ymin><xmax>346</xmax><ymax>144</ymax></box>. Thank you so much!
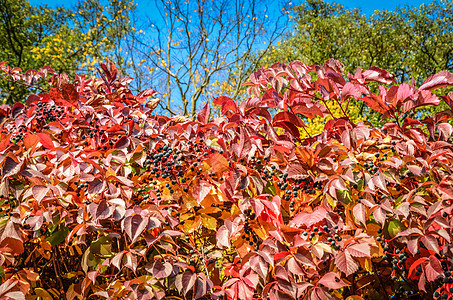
<box><xmin>387</xmin><ymin>219</ymin><xmax>406</xmax><ymax>238</ymax></box>
<box><xmin>337</xmin><ymin>189</ymin><xmax>352</xmax><ymax>205</ymax></box>
<box><xmin>265</xmin><ymin>181</ymin><xmax>276</xmax><ymax>195</ymax></box>
<box><xmin>46</xmin><ymin>224</ymin><xmax>69</xmax><ymax>246</ymax></box>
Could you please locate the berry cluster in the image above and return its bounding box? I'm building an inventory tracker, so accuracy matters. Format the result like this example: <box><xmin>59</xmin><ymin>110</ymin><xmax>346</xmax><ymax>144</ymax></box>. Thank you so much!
<box><xmin>276</xmin><ymin>176</ymin><xmax>321</xmax><ymax>212</ymax></box>
<box><xmin>362</xmin><ymin>142</ymin><xmax>397</xmax><ymax>174</ymax></box>
<box><xmin>10</xmin><ymin>124</ymin><xmax>27</xmax><ymax>144</ymax></box>
<box><xmin>34</xmin><ymin>101</ymin><xmax>64</xmax><ymax>129</ymax></box>
<box><xmin>303</xmin><ymin>224</ymin><xmax>341</xmax><ymax>249</ymax></box>
<box><xmin>242</xmin><ymin>208</ymin><xmax>261</xmax><ymax>250</ymax></box>
<box><xmin>144</xmin><ymin>144</ymin><xmax>184</xmax><ymax>181</ymax></box>
<box><xmin>0</xmin><ymin>194</ymin><xmax>16</xmax><ymax>217</ymax></box>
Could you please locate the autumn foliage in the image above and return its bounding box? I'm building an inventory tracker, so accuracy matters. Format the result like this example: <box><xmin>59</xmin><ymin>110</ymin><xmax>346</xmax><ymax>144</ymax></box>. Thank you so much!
<box><xmin>1</xmin><ymin>59</ymin><xmax>453</xmax><ymax>300</ymax></box>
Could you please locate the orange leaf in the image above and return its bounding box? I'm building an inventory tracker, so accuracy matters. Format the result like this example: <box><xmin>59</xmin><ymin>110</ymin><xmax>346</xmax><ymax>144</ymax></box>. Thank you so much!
<box><xmin>295</xmin><ymin>147</ymin><xmax>314</xmax><ymax>168</ymax></box>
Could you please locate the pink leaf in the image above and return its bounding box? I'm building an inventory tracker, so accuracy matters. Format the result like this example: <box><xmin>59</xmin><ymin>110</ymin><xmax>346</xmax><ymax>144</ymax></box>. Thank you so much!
<box><xmin>347</xmin><ymin>243</ymin><xmax>370</xmax><ymax>258</ymax></box>
<box><xmin>111</xmin><ymin>251</ymin><xmax>126</xmax><ymax>270</ymax></box>
<box><xmin>372</xmin><ymin>173</ymin><xmax>388</xmax><ymax>192</ymax></box>
<box><xmin>420</xmin><ymin>235</ymin><xmax>439</xmax><ymax>254</ymax></box>
<box><xmin>250</xmin><ymin>255</ymin><xmax>268</xmax><ymax>280</ymax></box>
<box><xmin>425</xmin><ymin>255</ymin><xmax>443</xmax><ymax>282</ymax></box>
<box><xmin>216</xmin><ymin>225</ymin><xmax>231</xmax><ymax>249</ymax></box>
<box><xmin>114</xmin><ymin>136</ymin><xmax>130</xmax><ymax>149</ymax></box>
<box><xmin>193</xmin><ymin>180</ymin><xmax>211</xmax><ymax>204</ymax></box>
<box><xmin>179</xmin><ymin>271</ymin><xmax>196</xmax><ymax>296</ymax></box>
<box><xmin>362</xmin><ymin>66</ymin><xmax>395</xmax><ymax>84</ymax></box>
<box><xmin>88</xmin><ymin>178</ymin><xmax>105</xmax><ymax>194</ymax></box>
<box><xmin>318</xmin><ymin>272</ymin><xmax>350</xmax><ymax>289</ymax></box>
<box><xmin>124</xmin><ymin>252</ymin><xmax>137</xmax><ymax>273</ymax></box>
<box><xmin>340</xmin><ymin>82</ymin><xmax>361</xmax><ymax>101</ymax></box>
<box><xmin>32</xmin><ymin>185</ymin><xmax>49</xmax><ymax>203</ymax></box>
<box><xmin>373</xmin><ymin>207</ymin><xmax>386</xmax><ymax>226</ymax></box>
<box><xmin>352</xmin><ymin>203</ymin><xmax>366</xmax><ymax>225</ymax></box>
<box><xmin>151</xmin><ymin>260</ymin><xmax>173</xmax><ymax>278</ymax></box>
<box><xmin>123</xmin><ymin>215</ymin><xmax>148</xmax><ymax>244</ymax></box>
<box><xmin>419</xmin><ymin>70</ymin><xmax>453</xmax><ymax>91</ymax></box>
<box><xmin>335</xmin><ymin>251</ymin><xmax>359</xmax><ymax>276</ymax></box>
<box><xmin>95</xmin><ymin>200</ymin><xmax>113</xmax><ymax>220</ymax></box>
<box><xmin>291</xmin><ymin>206</ymin><xmax>327</xmax><ymax>227</ymax></box>
<box><xmin>2</xmin><ymin>157</ymin><xmax>22</xmax><ymax>178</ymax></box>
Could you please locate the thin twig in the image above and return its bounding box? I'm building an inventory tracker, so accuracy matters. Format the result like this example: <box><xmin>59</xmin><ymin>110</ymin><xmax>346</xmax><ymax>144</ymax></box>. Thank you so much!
<box><xmin>52</xmin><ymin>251</ymin><xmax>67</xmax><ymax>300</ymax></box>
<box><xmin>372</xmin><ymin>261</ymin><xmax>389</xmax><ymax>298</ymax></box>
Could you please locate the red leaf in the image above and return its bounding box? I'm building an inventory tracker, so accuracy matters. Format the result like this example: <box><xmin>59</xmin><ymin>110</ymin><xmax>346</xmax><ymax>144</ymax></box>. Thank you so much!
<box><xmin>197</xmin><ymin>102</ymin><xmax>210</xmax><ymax>123</ymax></box>
<box><xmin>272</xmin><ymin>111</ymin><xmax>304</xmax><ymax>127</ymax></box>
<box><xmin>36</xmin><ymin>133</ymin><xmax>54</xmax><ymax>149</ymax></box>
<box><xmin>291</xmin><ymin>206</ymin><xmax>327</xmax><ymax>227</ymax></box>
<box><xmin>114</xmin><ymin>136</ymin><xmax>130</xmax><ymax>149</ymax></box>
<box><xmin>0</xmin><ymin>237</ymin><xmax>24</xmax><ymax>256</ymax></box>
<box><xmin>425</xmin><ymin>255</ymin><xmax>443</xmax><ymax>282</ymax></box>
<box><xmin>318</xmin><ymin>272</ymin><xmax>349</xmax><ymax>289</ymax></box>
<box><xmin>60</xmin><ymin>83</ymin><xmax>79</xmax><ymax>104</ymax></box>
<box><xmin>360</xmin><ymin>94</ymin><xmax>389</xmax><ymax>115</ymax></box>
<box><xmin>150</xmin><ymin>260</ymin><xmax>173</xmax><ymax>278</ymax></box>
<box><xmin>347</xmin><ymin>243</ymin><xmax>370</xmax><ymax>258</ymax></box>
<box><xmin>419</xmin><ymin>70</ymin><xmax>453</xmax><ymax>91</ymax></box>
<box><xmin>335</xmin><ymin>251</ymin><xmax>359</xmax><ymax>276</ymax></box>
<box><xmin>408</xmin><ymin>257</ymin><xmax>428</xmax><ymax>277</ymax></box>
<box><xmin>123</xmin><ymin>215</ymin><xmax>148</xmax><ymax>244</ymax></box>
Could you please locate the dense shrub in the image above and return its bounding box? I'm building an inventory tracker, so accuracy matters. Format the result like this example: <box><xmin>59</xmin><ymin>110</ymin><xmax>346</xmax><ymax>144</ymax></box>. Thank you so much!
<box><xmin>0</xmin><ymin>60</ymin><xmax>453</xmax><ymax>299</ymax></box>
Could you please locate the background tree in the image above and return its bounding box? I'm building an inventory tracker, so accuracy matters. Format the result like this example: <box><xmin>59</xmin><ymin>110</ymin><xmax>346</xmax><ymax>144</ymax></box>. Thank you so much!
<box><xmin>264</xmin><ymin>0</ymin><xmax>453</xmax><ymax>83</ymax></box>
<box><xmin>257</xmin><ymin>0</ymin><xmax>453</xmax><ymax>134</ymax></box>
<box><xmin>128</xmin><ymin>0</ymin><xmax>290</xmax><ymax>117</ymax></box>
<box><xmin>0</xmin><ymin>0</ymin><xmax>135</xmax><ymax>104</ymax></box>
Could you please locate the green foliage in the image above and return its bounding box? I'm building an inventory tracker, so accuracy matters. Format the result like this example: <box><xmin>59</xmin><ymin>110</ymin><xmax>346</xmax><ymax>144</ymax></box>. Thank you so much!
<box><xmin>0</xmin><ymin>0</ymin><xmax>134</xmax><ymax>104</ymax></box>
<box><xmin>265</xmin><ymin>0</ymin><xmax>453</xmax><ymax>84</ymax></box>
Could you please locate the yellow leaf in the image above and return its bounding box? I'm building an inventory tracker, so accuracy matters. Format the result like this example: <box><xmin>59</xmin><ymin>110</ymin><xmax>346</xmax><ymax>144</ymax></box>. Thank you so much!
<box><xmin>34</xmin><ymin>288</ymin><xmax>53</xmax><ymax>299</ymax></box>
<box><xmin>202</xmin><ymin>214</ymin><xmax>217</xmax><ymax>230</ymax></box>
<box><xmin>346</xmin><ymin>296</ymin><xmax>365</xmax><ymax>300</ymax></box>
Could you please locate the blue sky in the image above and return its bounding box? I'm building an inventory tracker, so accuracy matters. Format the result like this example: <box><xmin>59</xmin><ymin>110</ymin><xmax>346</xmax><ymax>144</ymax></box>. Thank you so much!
<box><xmin>332</xmin><ymin>0</ymin><xmax>434</xmax><ymax>15</ymax></box>
<box><xmin>30</xmin><ymin>0</ymin><xmax>435</xmax><ymax>15</ymax></box>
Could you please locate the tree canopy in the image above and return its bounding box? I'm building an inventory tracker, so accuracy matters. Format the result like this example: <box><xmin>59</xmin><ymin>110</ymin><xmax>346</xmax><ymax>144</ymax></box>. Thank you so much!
<box><xmin>264</xmin><ymin>0</ymin><xmax>453</xmax><ymax>84</ymax></box>
<box><xmin>0</xmin><ymin>0</ymin><xmax>135</xmax><ymax>104</ymax></box>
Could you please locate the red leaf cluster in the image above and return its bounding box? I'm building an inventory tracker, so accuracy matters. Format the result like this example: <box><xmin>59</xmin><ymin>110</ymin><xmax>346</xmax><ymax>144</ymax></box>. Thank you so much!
<box><xmin>0</xmin><ymin>60</ymin><xmax>453</xmax><ymax>299</ymax></box>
